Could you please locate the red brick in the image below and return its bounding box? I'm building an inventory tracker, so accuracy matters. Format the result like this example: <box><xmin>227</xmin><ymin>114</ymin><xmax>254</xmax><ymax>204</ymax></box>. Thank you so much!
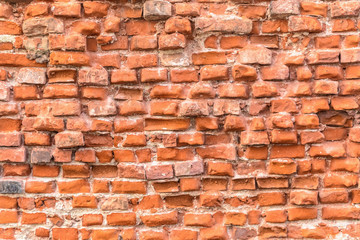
<box><xmin>265</xmin><ymin>210</ymin><xmax>287</xmax><ymax>223</ymax></box>
<box><xmin>22</xmin><ymin>212</ymin><xmax>45</xmax><ymax>224</ymax></box>
<box><xmin>320</xmin><ymin>189</ymin><xmax>349</xmax><ymax>203</ymax></box>
<box><xmin>322</xmin><ymin>207</ymin><xmax>360</xmax><ymax>220</ymax></box>
<box><xmin>58</xmin><ymin>179</ymin><xmax>90</xmax><ymax>193</ymax></box>
<box><xmin>332</xmin><ymin>19</ymin><xmax>356</xmax><ymax>32</ymax></box>
<box><xmin>288</xmin><ymin>208</ymin><xmax>317</xmax><ymax>221</ymax></box>
<box><xmin>195</xmin><ymin>17</ymin><xmax>252</xmax><ymax>34</ymax></box>
<box><xmin>330</xmin><ymin>158</ymin><xmax>359</xmax><ymax>172</ymax></box>
<box><xmin>107</xmin><ymin>212</ymin><xmax>136</xmax><ymax>226</ymax></box>
<box><xmin>119</xmin><ymin>6</ymin><xmax>142</xmax><ymax>18</ymax></box>
<box><xmin>207</xmin><ymin>161</ymin><xmax>233</xmax><ymax>177</ymax></box>
<box><xmin>241</xmin><ymin>131</ymin><xmax>269</xmax><ymax>145</ymax></box>
<box><xmin>0</xmin><ymin>147</ymin><xmax>26</xmax><ymax>162</ymax></box>
<box><xmin>0</xmin><ymin>3</ymin><xmax>12</xmax><ymax>19</ymax></box>
<box><xmin>196</xmin><ymin>145</ymin><xmax>236</xmax><ymax>160</ymax></box>
<box><xmin>257</xmin><ymin>177</ymin><xmax>288</xmax><ymax>189</ymax></box>
<box><xmin>165</xmin><ymin>17</ymin><xmax>192</xmax><ymax>35</ymax></box>
<box><xmin>130</xmin><ymin>35</ymin><xmax>157</xmax><ymax>50</ymax></box>
<box><xmin>92</xmin><ymin>229</ymin><xmax>119</xmax><ymax>240</ymax></box>
<box><xmin>301</xmin><ymin>2</ymin><xmax>327</xmax><ymax>17</ymax></box>
<box><xmin>175</xmin><ymin>3</ymin><xmax>200</xmax><ymax>16</ymax></box>
<box><xmin>139</xmin><ymin>230</ymin><xmax>166</xmax><ymax>240</ymax></box>
<box><xmin>270</xmin><ymin>130</ymin><xmax>297</xmax><ymax>144</ymax></box>
<box><xmin>112</xmin><ymin>181</ymin><xmax>146</xmax><ymax>194</ymax></box>
<box><xmin>159</xmin><ymin>33</ymin><xmax>186</xmax><ymax>50</ymax></box>
<box><xmin>171</xmin><ymin>68</ymin><xmax>198</xmax><ymax>82</ymax></box>
<box><xmin>269</xmin><ymin>159</ymin><xmax>297</xmax><ymax>175</ymax></box>
<box><xmin>344</xmin><ymin>35</ymin><xmax>360</xmax><ymax>48</ymax></box>
<box><xmin>145</xmin><ymin>164</ymin><xmax>173</xmax><ymax>180</ymax></box>
<box><xmin>53</xmin><ymin>3</ymin><xmax>81</xmax><ymax>17</ymax></box>
<box><xmin>53</xmin><ymin>228</ymin><xmax>78</xmax><ymax>240</ymax></box>
<box><xmin>63</xmin><ymin>165</ymin><xmax>90</xmax><ymax>178</ymax></box>
<box><xmin>35</xmin><ymin>228</ymin><xmax>49</xmax><ymax>237</ymax></box>
<box><xmin>225</xmin><ymin>212</ymin><xmax>247</xmax><ymax>225</ymax></box>
<box><xmin>33</xmin><ymin>165</ymin><xmax>59</xmax><ymax>177</ymax></box>
<box><xmin>111</xmin><ymin>69</ymin><xmax>137</xmax><ymax>84</ymax></box>
<box><xmin>141</xmin><ymin>68</ymin><xmax>167</xmax><ymax>82</ymax></box>
<box><xmin>331</xmin><ymin>1</ymin><xmax>360</xmax><ymax>17</ymax></box>
<box><xmin>238</xmin><ymin>45</ymin><xmax>272</xmax><ymax>65</ymax></box>
<box><xmin>290</xmin><ymin>190</ymin><xmax>318</xmax><ymax>205</ymax></box>
<box><xmin>239</xmin><ymin>5</ymin><xmax>267</xmax><ymax>19</ymax></box>
<box><xmin>170</xmin><ymin>230</ymin><xmax>197</xmax><ymax>240</ymax></box>
<box><xmin>200</xmin><ymin>65</ymin><xmax>229</xmax><ymax>81</ymax></box>
<box><xmin>145</xmin><ymin>118</ymin><xmax>190</xmax><ymax>131</ymax></box>
<box><xmin>309</xmin><ymin>142</ymin><xmax>346</xmax><ymax>158</ymax></box>
<box><xmin>125</xmin><ymin>20</ymin><xmax>156</xmax><ymax>35</ymax></box>
<box><xmin>220</xmin><ymin>36</ymin><xmax>247</xmax><ymax>49</ymax></box>
<box><xmin>141</xmin><ymin>211</ymin><xmax>178</xmax><ymax>227</ymax></box>
<box><xmin>82</xmin><ymin>214</ymin><xmax>103</xmax><ymax>226</ymax></box>
<box><xmin>25</xmin><ymin>181</ymin><xmax>54</xmax><ymax>193</ymax></box>
<box><xmin>50</xmin><ymin>52</ymin><xmax>90</xmax><ymax>66</ymax></box>
<box><xmin>289</xmin><ymin>16</ymin><xmax>322</xmax><ymax>32</ymax></box>
<box><xmin>252</xmin><ymin>81</ymin><xmax>278</xmax><ymax>98</ymax></box>
<box><xmin>258</xmin><ymin>192</ymin><xmax>286</xmax><ymax>206</ymax></box>
<box><xmin>204</xmin><ymin>35</ymin><xmax>217</xmax><ymax>48</ymax></box>
<box><xmin>0</xmin><ymin>53</ymin><xmax>45</xmax><ymax>67</ymax></box>
<box><xmin>224</xmin><ymin>115</ymin><xmax>246</xmax><ymax>131</ymax></box>
<box><xmin>270</xmin><ymin>145</ymin><xmax>305</xmax><ymax>158</ymax></box>
<box><xmin>192</xmin><ymin>52</ymin><xmax>227</xmax><ymax>65</ymax></box>
<box><xmin>55</xmin><ymin>131</ymin><xmax>84</xmax><ymax>148</ymax></box>
<box><xmin>73</xmin><ymin>196</ymin><xmax>97</xmax><ymax>208</ymax></box>
<box><xmin>0</xmin><ymin>21</ymin><xmax>21</xmax><ymax>35</ymax></box>
<box><xmin>262</xmin><ymin>20</ymin><xmax>288</xmax><ymax>33</ymax></box>
<box><xmin>0</xmin><ymin>211</ymin><xmax>17</xmax><ymax>223</ymax></box>
<box><xmin>323</xmin><ymin>173</ymin><xmax>358</xmax><ymax>188</ymax></box>
<box><xmin>71</xmin><ymin>21</ymin><xmax>100</xmax><ymax>35</ymax></box>
<box><xmin>83</xmin><ymin>1</ymin><xmax>109</xmax><ymax>18</ymax></box>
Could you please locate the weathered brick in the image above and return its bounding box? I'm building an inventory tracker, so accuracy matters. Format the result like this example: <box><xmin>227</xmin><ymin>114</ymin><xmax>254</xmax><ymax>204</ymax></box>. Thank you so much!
<box><xmin>159</xmin><ymin>33</ymin><xmax>186</xmax><ymax>50</ymax></box>
<box><xmin>83</xmin><ymin>1</ymin><xmax>109</xmax><ymax>18</ymax></box>
<box><xmin>52</xmin><ymin>3</ymin><xmax>81</xmax><ymax>17</ymax></box>
<box><xmin>238</xmin><ymin>45</ymin><xmax>272</xmax><ymax>65</ymax></box>
<box><xmin>0</xmin><ymin>3</ymin><xmax>12</xmax><ymax>19</ymax></box>
<box><xmin>55</xmin><ymin>131</ymin><xmax>84</xmax><ymax>148</ymax></box>
<box><xmin>145</xmin><ymin>164</ymin><xmax>173</xmax><ymax>180</ymax></box>
<box><xmin>289</xmin><ymin>16</ymin><xmax>322</xmax><ymax>32</ymax></box>
<box><xmin>17</xmin><ymin>68</ymin><xmax>46</xmax><ymax>84</ymax></box>
<box><xmin>50</xmin><ymin>52</ymin><xmax>90</xmax><ymax>66</ymax></box>
<box><xmin>0</xmin><ymin>21</ymin><xmax>22</xmax><ymax>35</ymax></box>
<box><xmin>195</xmin><ymin>17</ymin><xmax>252</xmax><ymax>34</ymax></box>
<box><xmin>22</xmin><ymin>17</ymin><xmax>63</xmax><ymax>36</ymax></box>
<box><xmin>143</xmin><ymin>0</ymin><xmax>172</xmax><ymax>20</ymax></box>
<box><xmin>78</xmin><ymin>66</ymin><xmax>108</xmax><ymax>86</ymax></box>
<box><xmin>341</xmin><ymin>49</ymin><xmax>360</xmax><ymax>63</ymax></box>
<box><xmin>175</xmin><ymin>3</ymin><xmax>200</xmax><ymax>16</ymax></box>
<box><xmin>71</xmin><ymin>21</ymin><xmax>100</xmax><ymax>35</ymax></box>
<box><xmin>271</xmin><ymin>0</ymin><xmax>300</xmax><ymax>17</ymax></box>
<box><xmin>31</xmin><ymin>148</ymin><xmax>52</xmax><ymax>163</ymax></box>
<box><xmin>301</xmin><ymin>2</ymin><xmax>327</xmax><ymax>17</ymax></box>
<box><xmin>331</xmin><ymin>1</ymin><xmax>360</xmax><ymax>17</ymax></box>
<box><xmin>0</xmin><ymin>181</ymin><xmax>24</xmax><ymax>194</ymax></box>
<box><xmin>0</xmin><ymin>148</ymin><xmax>26</xmax><ymax>162</ymax></box>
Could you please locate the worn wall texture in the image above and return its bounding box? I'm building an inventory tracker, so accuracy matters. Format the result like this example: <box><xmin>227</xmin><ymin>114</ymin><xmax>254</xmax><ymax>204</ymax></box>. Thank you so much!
<box><xmin>1</xmin><ymin>0</ymin><xmax>360</xmax><ymax>239</ymax></box>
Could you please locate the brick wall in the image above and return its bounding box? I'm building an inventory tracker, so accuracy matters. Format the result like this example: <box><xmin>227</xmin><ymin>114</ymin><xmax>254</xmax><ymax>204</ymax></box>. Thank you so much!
<box><xmin>0</xmin><ymin>0</ymin><xmax>360</xmax><ymax>239</ymax></box>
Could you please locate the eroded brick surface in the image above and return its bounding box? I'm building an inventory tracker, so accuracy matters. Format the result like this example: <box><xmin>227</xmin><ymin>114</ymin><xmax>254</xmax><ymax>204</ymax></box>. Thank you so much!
<box><xmin>0</xmin><ymin>0</ymin><xmax>360</xmax><ymax>239</ymax></box>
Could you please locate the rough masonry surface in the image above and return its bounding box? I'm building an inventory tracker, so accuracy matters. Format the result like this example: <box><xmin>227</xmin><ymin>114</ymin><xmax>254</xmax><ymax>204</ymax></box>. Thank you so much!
<box><xmin>0</xmin><ymin>0</ymin><xmax>360</xmax><ymax>239</ymax></box>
